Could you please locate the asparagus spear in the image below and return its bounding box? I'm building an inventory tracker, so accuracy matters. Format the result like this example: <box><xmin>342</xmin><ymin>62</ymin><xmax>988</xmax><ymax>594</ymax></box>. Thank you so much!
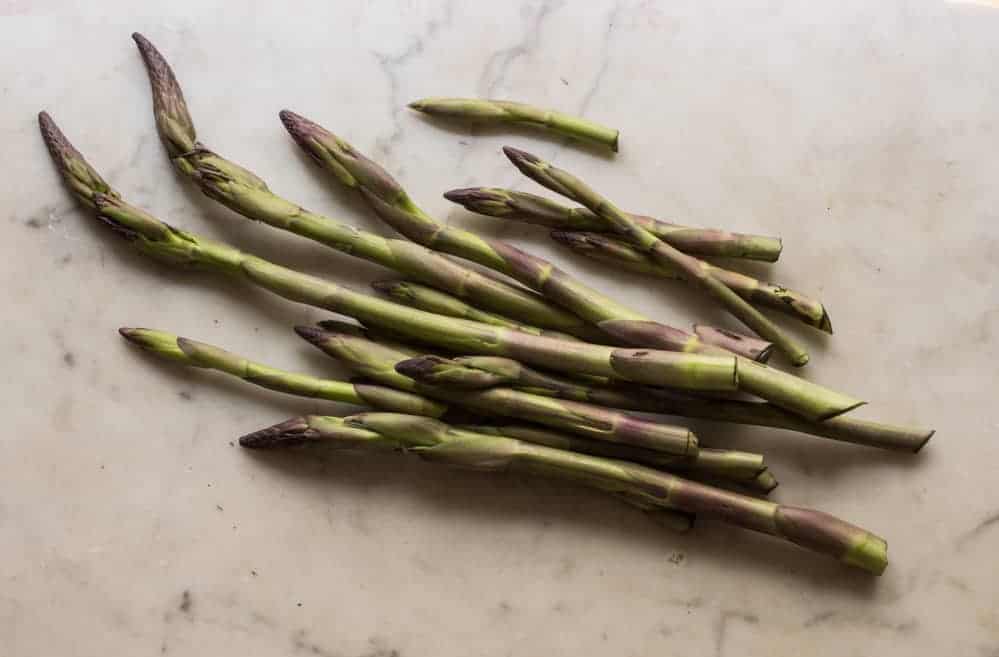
<box><xmin>461</xmin><ymin>424</ymin><xmax>766</xmax><ymax>483</ymax></box>
<box><xmin>391</xmin><ymin>353</ymin><xmax>929</xmax><ymax>451</ymax></box>
<box><xmin>294</xmin><ymin>326</ymin><xmax>698</xmax><ymax>456</ymax></box>
<box><xmin>504</xmin><ymin>147</ymin><xmax>811</xmax><ymax>366</ymax></box>
<box><xmin>278</xmin><ymin>109</ymin><xmax>726</xmax><ymax>356</ymax></box>
<box><xmin>374</xmin><ymin>278</ymin><xmax>774</xmax><ymax>362</ymax></box>
<box><xmin>550</xmin><ymin>230</ymin><xmax>831</xmax><ymax>332</ymax></box>
<box><xmin>407</xmin><ymin>97</ymin><xmax>620</xmax><ymax>152</ymax></box>
<box><xmin>242</xmin><ymin>413</ymin><xmax>888</xmax><ymax>574</ymax></box>
<box><xmin>41</xmin><ymin>113</ymin><xmax>868</xmax><ymax>420</ymax></box>
<box><xmin>118</xmin><ymin>327</ymin><xmax>447</xmax><ymax>417</ymax></box>
<box><xmin>277</xmin><ymin>111</ymin><xmax>862</xmax><ymax>418</ymax></box>
<box><xmin>130</xmin><ymin>33</ymin><xmax>600</xmax><ymax>341</ymax></box>
<box><xmin>444</xmin><ymin>186</ymin><xmax>782</xmax><ymax>262</ymax></box>
<box><xmin>371</xmin><ymin>279</ymin><xmax>577</xmax><ymax>340</ymax></box>
<box><xmin>119</xmin><ymin>326</ymin><xmax>772</xmax><ymax>488</ymax></box>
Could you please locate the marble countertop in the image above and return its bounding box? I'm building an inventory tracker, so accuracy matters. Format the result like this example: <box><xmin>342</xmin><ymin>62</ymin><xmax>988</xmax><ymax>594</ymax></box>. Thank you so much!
<box><xmin>4</xmin><ymin>2</ymin><xmax>997</xmax><ymax>655</ymax></box>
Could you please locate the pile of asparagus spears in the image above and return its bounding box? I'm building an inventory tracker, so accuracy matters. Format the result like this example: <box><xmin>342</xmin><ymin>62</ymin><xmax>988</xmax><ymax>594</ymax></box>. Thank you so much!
<box><xmin>38</xmin><ymin>33</ymin><xmax>935</xmax><ymax>576</ymax></box>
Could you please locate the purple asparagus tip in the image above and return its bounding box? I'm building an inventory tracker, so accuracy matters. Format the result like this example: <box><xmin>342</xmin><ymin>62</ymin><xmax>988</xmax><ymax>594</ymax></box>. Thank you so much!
<box><xmin>293</xmin><ymin>325</ymin><xmax>326</xmax><ymax>345</ymax></box>
<box><xmin>502</xmin><ymin>145</ymin><xmax>542</xmax><ymax>167</ymax></box>
<box><xmin>239</xmin><ymin>417</ymin><xmax>315</xmax><ymax>448</ymax></box>
<box><xmin>279</xmin><ymin>109</ymin><xmax>323</xmax><ymax>149</ymax></box>
<box><xmin>395</xmin><ymin>355</ymin><xmax>448</xmax><ymax>381</ymax></box>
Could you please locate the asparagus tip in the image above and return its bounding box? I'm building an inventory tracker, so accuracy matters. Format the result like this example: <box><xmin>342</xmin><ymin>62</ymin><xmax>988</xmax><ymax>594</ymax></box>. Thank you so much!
<box><xmin>502</xmin><ymin>145</ymin><xmax>542</xmax><ymax>168</ymax></box>
<box><xmin>293</xmin><ymin>325</ymin><xmax>326</xmax><ymax>345</ymax></box>
<box><xmin>442</xmin><ymin>187</ymin><xmax>474</xmax><ymax>204</ymax></box>
<box><xmin>394</xmin><ymin>354</ymin><xmax>447</xmax><ymax>380</ymax></box>
<box><xmin>37</xmin><ymin>111</ymin><xmax>75</xmax><ymax>172</ymax></box>
<box><xmin>239</xmin><ymin>417</ymin><xmax>316</xmax><ymax>448</ymax></box>
<box><xmin>407</xmin><ymin>100</ymin><xmax>426</xmax><ymax>111</ymax></box>
<box><xmin>278</xmin><ymin>109</ymin><xmax>323</xmax><ymax>149</ymax></box>
<box><xmin>118</xmin><ymin>327</ymin><xmax>143</xmax><ymax>343</ymax></box>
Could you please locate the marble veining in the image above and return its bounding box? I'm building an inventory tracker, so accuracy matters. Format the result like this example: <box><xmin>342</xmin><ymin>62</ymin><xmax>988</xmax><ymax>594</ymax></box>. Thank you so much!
<box><xmin>3</xmin><ymin>1</ymin><xmax>998</xmax><ymax>655</ymax></box>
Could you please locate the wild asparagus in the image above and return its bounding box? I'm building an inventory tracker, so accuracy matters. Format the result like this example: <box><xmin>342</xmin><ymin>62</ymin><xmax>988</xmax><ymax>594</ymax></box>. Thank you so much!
<box><xmin>462</xmin><ymin>424</ymin><xmax>767</xmax><ymax>483</ymax></box>
<box><xmin>278</xmin><ymin>109</ymin><xmax>728</xmax><ymax>356</ymax></box>
<box><xmin>294</xmin><ymin>326</ymin><xmax>698</xmax><ymax>456</ymax></box>
<box><xmin>374</xmin><ymin>278</ymin><xmax>774</xmax><ymax>362</ymax></box>
<box><xmin>550</xmin><ymin>230</ymin><xmax>831</xmax><ymax>332</ymax></box>
<box><xmin>242</xmin><ymin>413</ymin><xmax>888</xmax><ymax>574</ymax></box>
<box><xmin>42</xmin><ymin>112</ymin><xmax>867</xmax><ymax>421</ymax></box>
<box><xmin>130</xmin><ymin>33</ymin><xmax>600</xmax><ymax>340</ymax></box>
<box><xmin>407</xmin><ymin>97</ymin><xmax>620</xmax><ymax>152</ymax></box>
<box><xmin>444</xmin><ymin>186</ymin><xmax>782</xmax><ymax>262</ymax></box>
<box><xmin>371</xmin><ymin>279</ymin><xmax>577</xmax><ymax>340</ymax></box>
<box><xmin>389</xmin><ymin>354</ymin><xmax>930</xmax><ymax>451</ymax></box>
<box><xmin>276</xmin><ymin>110</ymin><xmax>866</xmax><ymax>418</ymax></box>
<box><xmin>118</xmin><ymin>327</ymin><xmax>447</xmax><ymax>417</ymax></box>
<box><xmin>504</xmin><ymin>146</ymin><xmax>811</xmax><ymax>366</ymax></box>
<box><xmin>120</xmin><ymin>327</ymin><xmax>762</xmax><ymax>487</ymax></box>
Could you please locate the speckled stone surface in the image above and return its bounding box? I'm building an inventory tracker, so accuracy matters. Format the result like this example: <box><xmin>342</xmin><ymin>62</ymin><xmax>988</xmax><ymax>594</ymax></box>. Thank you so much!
<box><xmin>3</xmin><ymin>2</ymin><xmax>996</xmax><ymax>655</ymax></box>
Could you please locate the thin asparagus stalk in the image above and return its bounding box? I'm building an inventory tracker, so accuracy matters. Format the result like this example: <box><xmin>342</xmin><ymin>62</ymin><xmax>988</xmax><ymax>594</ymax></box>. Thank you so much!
<box><xmin>278</xmin><ymin>111</ymin><xmax>861</xmax><ymax>419</ymax></box>
<box><xmin>389</xmin><ymin>354</ymin><xmax>930</xmax><ymax>451</ymax></box>
<box><xmin>374</xmin><ymin>278</ymin><xmax>774</xmax><ymax>362</ymax></box>
<box><xmin>444</xmin><ymin>186</ymin><xmax>782</xmax><ymax>262</ymax></box>
<box><xmin>278</xmin><ymin>109</ymin><xmax>726</xmax><ymax>356</ymax></box>
<box><xmin>295</xmin><ymin>326</ymin><xmax>698</xmax><ymax>456</ymax></box>
<box><xmin>462</xmin><ymin>424</ymin><xmax>766</xmax><ymax>483</ymax></box>
<box><xmin>242</xmin><ymin>413</ymin><xmax>888</xmax><ymax>574</ymax></box>
<box><xmin>407</xmin><ymin>97</ymin><xmax>620</xmax><ymax>152</ymax></box>
<box><xmin>371</xmin><ymin>279</ymin><xmax>577</xmax><ymax>340</ymax></box>
<box><xmin>504</xmin><ymin>147</ymin><xmax>811</xmax><ymax>366</ymax></box>
<box><xmin>41</xmin><ymin>113</ymin><xmax>866</xmax><ymax>421</ymax></box>
<box><xmin>550</xmin><ymin>230</ymin><xmax>831</xmax><ymax>332</ymax></box>
<box><xmin>118</xmin><ymin>327</ymin><xmax>448</xmax><ymax>417</ymax></box>
<box><xmin>130</xmin><ymin>33</ymin><xmax>600</xmax><ymax>341</ymax></box>
<box><xmin>119</xmin><ymin>327</ymin><xmax>758</xmax><ymax>488</ymax></box>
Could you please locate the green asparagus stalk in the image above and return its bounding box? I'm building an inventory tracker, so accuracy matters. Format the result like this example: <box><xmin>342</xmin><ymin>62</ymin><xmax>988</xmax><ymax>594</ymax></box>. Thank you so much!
<box><xmin>504</xmin><ymin>147</ymin><xmax>811</xmax><ymax>366</ymax></box>
<box><xmin>277</xmin><ymin>111</ymin><xmax>865</xmax><ymax>418</ymax></box>
<box><xmin>462</xmin><ymin>424</ymin><xmax>766</xmax><ymax>483</ymax></box>
<box><xmin>389</xmin><ymin>354</ymin><xmax>930</xmax><ymax>451</ymax></box>
<box><xmin>242</xmin><ymin>413</ymin><xmax>888</xmax><ymax>574</ymax></box>
<box><xmin>371</xmin><ymin>279</ymin><xmax>578</xmax><ymax>340</ymax></box>
<box><xmin>407</xmin><ymin>97</ymin><xmax>620</xmax><ymax>152</ymax></box>
<box><xmin>374</xmin><ymin>278</ymin><xmax>774</xmax><ymax>362</ymax></box>
<box><xmin>119</xmin><ymin>326</ymin><xmax>761</xmax><ymax>489</ymax></box>
<box><xmin>550</xmin><ymin>230</ymin><xmax>831</xmax><ymax>332</ymax></box>
<box><xmin>278</xmin><ymin>109</ymin><xmax>728</xmax><ymax>356</ymax></box>
<box><xmin>294</xmin><ymin>326</ymin><xmax>698</xmax><ymax>456</ymax></box>
<box><xmin>444</xmin><ymin>186</ymin><xmax>782</xmax><ymax>262</ymax></box>
<box><xmin>118</xmin><ymin>327</ymin><xmax>447</xmax><ymax>416</ymax></box>
<box><xmin>130</xmin><ymin>33</ymin><xmax>600</xmax><ymax>341</ymax></box>
<box><xmin>41</xmin><ymin>113</ymin><xmax>866</xmax><ymax>421</ymax></box>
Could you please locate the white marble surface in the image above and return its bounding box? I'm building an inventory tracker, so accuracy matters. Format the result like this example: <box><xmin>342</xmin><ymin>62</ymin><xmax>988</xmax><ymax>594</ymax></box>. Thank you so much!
<box><xmin>3</xmin><ymin>1</ymin><xmax>997</xmax><ymax>654</ymax></box>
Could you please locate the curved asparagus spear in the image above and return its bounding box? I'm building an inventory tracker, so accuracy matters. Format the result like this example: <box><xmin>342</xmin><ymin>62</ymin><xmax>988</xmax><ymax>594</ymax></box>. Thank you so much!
<box><xmin>407</xmin><ymin>97</ymin><xmax>620</xmax><ymax>152</ymax></box>
<box><xmin>504</xmin><ymin>147</ymin><xmax>811</xmax><ymax>366</ymax></box>
<box><xmin>41</xmin><ymin>113</ymin><xmax>867</xmax><ymax>420</ymax></box>
<box><xmin>444</xmin><ymin>187</ymin><xmax>782</xmax><ymax>262</ymax></box>
<box><xmin>278</xmin><ymin>109</ymin><xmax>724</xmax><ymax>356</ymax></box>
<box><xmin>118</xmin><ymin>327</ymin><xmax>447</xmax><ymax>417</ymax></box>
<box><xmin>130</xmin><ymin>33</ymin><xmax>600</xmax><ymax>341</ymax></box>
<box><xmin>390</xmin><ymin>353</ymin><xmax>928</xmax><ymax>451</ymax></box>
<box><xmin>551</xmin><ymin>230</ymin><xmax>831</xmax><ymax>333</ymax></box>
<box><xmin>374</xmin><ymin>278</ymin><xmax>773</xmax><ymax>362</ymax></box>
<box><xmin>243</xmin><ymin>413</ymin><xmax>888</xmax><ymax>574</ymax></box>
<box><xmin>294</xmin><ymin>326</ymin><xmax>698</xmax><ymax>456</ymax></box>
